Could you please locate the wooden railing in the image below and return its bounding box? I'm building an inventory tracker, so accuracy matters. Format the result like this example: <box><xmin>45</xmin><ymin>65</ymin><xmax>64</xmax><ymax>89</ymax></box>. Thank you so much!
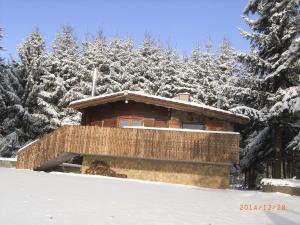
<box><xmin>16</xmin><ymin>125</ymin><xmax>240</xmax><ymax>170</ymax></box>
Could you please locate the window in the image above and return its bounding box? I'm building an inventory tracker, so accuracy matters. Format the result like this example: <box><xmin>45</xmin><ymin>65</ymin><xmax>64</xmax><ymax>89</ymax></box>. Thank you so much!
<box><xmin>118</xmin><ymin>118</ymin><xmax>143</xmax><ymax>128</ymax></box>
<box><xmin>132</xmin><ymin>120</ymin><xmax>142</xmax><ymax>126</ymax></box>
<box><xmin>182</xmin><ymin>123</ymin><xmax>204</xmax><ymax>130</ymax></box>
<box><xmin>119</xmin><ymin>120</ymin><xmax>129</xmax><ymax>128</ymax></box>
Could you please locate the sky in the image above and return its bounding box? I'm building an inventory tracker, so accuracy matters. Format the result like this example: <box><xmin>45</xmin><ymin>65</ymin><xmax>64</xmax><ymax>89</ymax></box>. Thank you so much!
<box><xmin>0</xmin><ymin>0</ymin><xmax>251</xmax><ymax>60</ymax></box>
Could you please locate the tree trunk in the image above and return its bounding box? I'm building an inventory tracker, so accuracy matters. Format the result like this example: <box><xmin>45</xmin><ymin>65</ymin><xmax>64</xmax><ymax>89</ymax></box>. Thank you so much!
<box><xmin>247</xmin><ymin>167</ymin><xmax>256</xmax><ymax>189</ymax></box>
<box><xmin>273</xmin><ymin>125</ymin><xmax>283</xmax><ymax>178</ymax></box>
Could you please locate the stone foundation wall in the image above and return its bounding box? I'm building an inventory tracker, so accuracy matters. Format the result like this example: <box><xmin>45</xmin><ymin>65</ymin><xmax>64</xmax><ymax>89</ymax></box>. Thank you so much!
<box><xmin>0</xmin><ymin>158</ymin><xmax>16</xmax><ymax>168</ymax></box>
<box><xmin>82</xmin><ymin>155</ymin><xmax>231</xmax><ymax>189</ymax></box>
<box><xmin>263</xmin><ymin>185</ymin><xmax>300</xmax><ymax>196</ymax></box>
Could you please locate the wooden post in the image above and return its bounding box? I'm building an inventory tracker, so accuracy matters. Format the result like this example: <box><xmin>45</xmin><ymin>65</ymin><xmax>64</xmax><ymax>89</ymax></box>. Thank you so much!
<box><xmin>273</xmin><ymin>125</ymin><xmax>283</xmax><ymax>179</ymax></box>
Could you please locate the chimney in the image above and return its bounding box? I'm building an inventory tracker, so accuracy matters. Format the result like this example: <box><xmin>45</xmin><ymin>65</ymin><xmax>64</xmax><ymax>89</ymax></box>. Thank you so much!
<box><xmin>217</xmin><ymin>94</ymin><xmax>222</xmax><ymax>108</ymax></box>
<box><xmin>91</xmin><ymin>68</ymin><xmax>98</xmax><ymax>97</ymax></box>
<box><xmin>178</xmin><ymin>93</ymin><xmax>190</xmax><ymax>102</ymax></box>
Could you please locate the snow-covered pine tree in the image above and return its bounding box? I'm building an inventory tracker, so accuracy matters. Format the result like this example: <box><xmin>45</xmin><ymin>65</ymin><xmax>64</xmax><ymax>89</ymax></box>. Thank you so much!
<box><xmin>0</xmin><ymin>30</ymin><xmax>28</xmax><ymax>156</ymax></box>
<box><xmin>51</xmin><ymin>26</ymin><xmax>87</xmax><ymax>124</ymax></box>
<box><xmin>0</xmin><ymin>27</ymin><xmax>3</xmax><ymax>52</ymax></box>
<box><xmin>134</xmin><ymin>35</ymin><xmax>163</xmax><ymax>94</ymax></box>
<box><xmin>104</xmin><ymin>37</ymin><xmax>136</xmax><ymax>92</ymax></box>
<box><xmin>0</xmin><ymin>58</ymin><xmax>25</xmax><ymax>156</ymax></box>
<box><xmin>177</xmin><ymin>51</ymin><xmax>199</xmax><ymax>102</ymax></box>
<box><xmin>238</xmin><ymin>0</ymin><xmax>300</xmax><ymax>184</ymax></box>
<box><xmin>18</xmin><ymin>30</ymin><xmax>45</xmax><ymax>107</ymax></box>
<box><xmin>197</xmin><ymin>39</ymin><xmax>219</xmax><ymax>106</ymax></box>
<box><xmin>17</xmin><ymin>30</ymin><xmax>59</xmax><ymax>141</ymax></box>
<box><xmin>98</xmin><ymin>37</ymin><xmax>123</xmax><ymax>93</ymax></box>
<box><xmin>80</xmin><ymin>31</ymin><xmax>109</xmax><ymax>96</ymax></box>
<box><xmin>214</xmin><ymin>38</ymin><xmax>238</xmax><ymax>80</ymax></box>
<box><xmin>52</xmin><ymin>26</ymin><xmax>87</xmax><ymax>104</ymax></box>
<box><xmin>240</xmin><ymin>0</ymin><xmax>300</xmax><ymax>91</ymax></box>
<box><xmin>119</xmin><ymin>38</ymin><xmax>136</xmax><ymax>91</ymax></box>
<box><xmin>156</xmin><ymin>47</ymin><xmax>182</xmax><ymax>98</ymax></box>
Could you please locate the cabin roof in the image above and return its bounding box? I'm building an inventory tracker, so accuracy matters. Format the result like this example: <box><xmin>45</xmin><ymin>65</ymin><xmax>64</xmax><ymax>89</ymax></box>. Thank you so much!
<box><xmin>69</xmin><ymin>91</ymin><xmax>250</xmax><ymax>125</ymax></box>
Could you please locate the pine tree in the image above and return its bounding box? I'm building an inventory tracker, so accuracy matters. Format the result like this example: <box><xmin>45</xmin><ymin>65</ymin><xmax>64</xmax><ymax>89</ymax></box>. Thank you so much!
<box><xmin>189</xmin><ymin>44</ymin><xmax>205</xmax><ymax>84</ymax></box>
<box><xmin>0</xmin><ymin>30</ymin><xmax>25</xmax><ymax>156</ymax></box>
<box><xmin>119</xmin><ymin>38</ymin><xmax>136</xmax><ymax>91</ymax></box>
<box><xmin>80</xmin><ymin>31</ymin><xmax>108</xmax><ymax>96</ymax></box>
<box><xmin>0</xmin><ymin>61</ymin><xmax>25</xmax><ymax>157</ymax></box>
<box><xmin>52</xmin><ymin>26</ymin><xmax>88</xmax><ymax>106</ymax></box>
<box><xmin>17</xmin><ymin>30</ymin><xmax>57</xmax><ymax>138</ymax></box>
<box><xmin>240</xmin><ymin>0</ymin><xmax>300</xmax><ymax>90</ymax></box>
<box><xmin>18</xmin><ymin>30</ymin><xmax>46</xmax><ymax>107</ymax></box>
<box><xmin>134</xmin><ymin>35</ymin><xmax>163</xmax><ymax>94</ymax></box>
<box><xmin>103</xmin><ymin>37</ymin><xmax>136</xmax><ymax>92</ymax></box>
<box><xmin>156</xmin><ymin>47</ymin><xmax>182</xmax><ymax>98</ymax></box>
<box><xmin>197</xmin><ymin>39</ymin><xmax>219</xmax><ymax>106</ymax></box>
<box><xmin>238</xmin><ymin>0</ymin><xmax>300</xmax><ymax>182</ymax></box>
<box><xmin>0</xmin><ymin>28</ymin><xmax>3</xmax><ymax>52</ymax></box>
<box><xmin>215</xmin><ymin>38</ymin><xmax>237</xmax><ymax>79</ymax></box>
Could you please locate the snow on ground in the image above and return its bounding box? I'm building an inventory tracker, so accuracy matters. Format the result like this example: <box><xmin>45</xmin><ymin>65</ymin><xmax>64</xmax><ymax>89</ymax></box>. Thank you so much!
<box><xmin>261</xmin><ymin>178</ymin><xmax>300</xmax><ymax>188</ymax></box>
<box><xmin>0</xmin><ymin>168</ymin><xmax>299</xmax><ymax>225</ymax></box>
<box><xmin>0</xmin><ymin>157</ymin><xmax>16</xmax><ymax>161</ymax></box>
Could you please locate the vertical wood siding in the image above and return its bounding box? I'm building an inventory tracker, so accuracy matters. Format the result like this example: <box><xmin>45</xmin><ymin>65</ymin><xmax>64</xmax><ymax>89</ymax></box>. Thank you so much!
<box><xmin>16</xmin><ymin>125</ymin><xmax>240</xmax><ymax>170</ymax></box>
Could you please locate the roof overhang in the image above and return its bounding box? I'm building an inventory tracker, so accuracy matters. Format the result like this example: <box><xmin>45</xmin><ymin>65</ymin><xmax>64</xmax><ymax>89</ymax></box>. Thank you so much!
<box><xmin>69</xmin><ymin>91</ymin><xmax>250</xmax><ymax>125</ymax></box>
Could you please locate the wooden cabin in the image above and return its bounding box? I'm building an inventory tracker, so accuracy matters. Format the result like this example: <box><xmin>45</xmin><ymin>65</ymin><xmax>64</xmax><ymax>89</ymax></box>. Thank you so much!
<box><xmin>73</xmin><ymin>91</ymin><xmax>248</xmax><ymax>130</ymax></box>
<box><xmin>16</xmin><ymin>91</ymin><xmax>249</xmax><ymax>189</ymax></box>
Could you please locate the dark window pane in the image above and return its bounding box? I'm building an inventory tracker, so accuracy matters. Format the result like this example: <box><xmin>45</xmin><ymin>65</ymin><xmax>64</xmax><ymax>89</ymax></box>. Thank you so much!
<box><xmin>182</xmin><ymin>123</ymin><xmax>204</xmax><ymax>130</ymax></box>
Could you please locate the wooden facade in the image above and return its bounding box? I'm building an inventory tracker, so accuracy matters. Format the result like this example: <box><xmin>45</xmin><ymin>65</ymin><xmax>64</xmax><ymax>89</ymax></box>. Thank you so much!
<box><xmin>71</xmin><ymin>91</ymin><xmax>249</xmax><ymax>125</ymax></box>
<box><xmin>81</xmin><ymin>100</ymin><xmax>235</xmax><ymax>131</ymax></box>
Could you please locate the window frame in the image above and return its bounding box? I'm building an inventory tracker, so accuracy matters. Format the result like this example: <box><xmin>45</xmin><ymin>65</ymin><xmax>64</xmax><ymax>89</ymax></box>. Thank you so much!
<box><xmin>118</xmin><ymin>116</ymin><xmax>144</xmax><ymax>128</ymax></box>
<box><xmin>182</xmin><ymin>122</ymin><xmax>205</xmax><ymax>130</ymax></box>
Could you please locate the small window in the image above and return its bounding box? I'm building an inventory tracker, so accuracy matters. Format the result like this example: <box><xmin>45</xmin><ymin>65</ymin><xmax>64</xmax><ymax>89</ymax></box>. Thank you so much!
<box><xmin>118</xmin><ymin>118</ymin><xmax>143</xmax><ymax>128</ymax></box>
<box><xmin>132</xmin><ymin>120</ymin><xmax>142</xmax><ymax>126</ymax></box>
<box><xmin>182</xmin><ymin>123</ymin><xmax>204</xmax><ymax>130</ymax></box>
<box><xmin>120</xmin><ymin>120</ymin><xmax>129</xmax><ymax>128</ymax></box>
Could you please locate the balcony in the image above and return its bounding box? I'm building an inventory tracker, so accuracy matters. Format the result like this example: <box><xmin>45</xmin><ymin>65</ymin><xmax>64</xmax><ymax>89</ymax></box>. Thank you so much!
<box><xmin>16</xmin><ymin>125</ymin><xmax>240</xmax><ymax>170</ymax></box>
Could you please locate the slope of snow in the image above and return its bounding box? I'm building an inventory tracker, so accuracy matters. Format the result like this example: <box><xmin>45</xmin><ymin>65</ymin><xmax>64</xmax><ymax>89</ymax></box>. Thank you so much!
<box><xmin>0</xmin><ymin>168</ymin><xmax>299</xmax><ymax>225</ymax></box>
<box><xmin>261</xmin><ymin>178</ymin><xmax>300</xmax><ymax>188</ymax></box>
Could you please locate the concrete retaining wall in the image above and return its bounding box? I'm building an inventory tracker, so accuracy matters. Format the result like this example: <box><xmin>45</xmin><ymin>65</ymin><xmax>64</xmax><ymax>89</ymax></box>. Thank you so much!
<box><xmin>82</xmin><ymin>155</ymin><xmax>231</xmax><ymax>189</ymax></box>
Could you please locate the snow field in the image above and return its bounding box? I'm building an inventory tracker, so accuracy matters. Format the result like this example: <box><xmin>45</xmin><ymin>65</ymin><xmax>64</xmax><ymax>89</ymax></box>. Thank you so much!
<box><xmin>0</xmin><ymin>168</ymin><xmax>299</xmax><ymax>225</ymax></box>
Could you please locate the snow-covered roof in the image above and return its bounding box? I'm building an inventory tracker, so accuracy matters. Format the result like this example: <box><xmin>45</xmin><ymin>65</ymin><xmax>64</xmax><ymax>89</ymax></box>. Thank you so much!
<box><xmin>69</xmin><ymin>90</ymin><xmax>250</xmax><ymax>125</ymax></box>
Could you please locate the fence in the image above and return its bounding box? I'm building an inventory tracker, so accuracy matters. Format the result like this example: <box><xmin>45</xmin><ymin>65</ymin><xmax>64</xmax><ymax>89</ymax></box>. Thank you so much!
<box><xmin>16</xmin><ymin>125</ymin><xmax>240</xmax><ymax>170</ymax></box>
